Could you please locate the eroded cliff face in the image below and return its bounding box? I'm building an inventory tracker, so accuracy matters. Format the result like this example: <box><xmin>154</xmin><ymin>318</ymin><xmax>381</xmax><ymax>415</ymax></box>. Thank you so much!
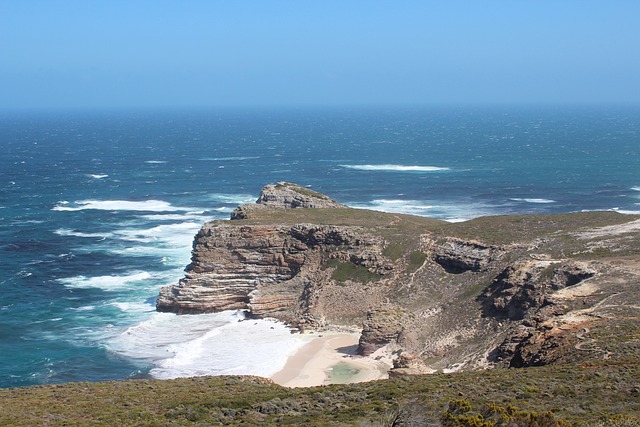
<box><xmin>157</xmin><ymin>183</ymin><xmax>640</xmax><ymax>374</ymax></box>
<box><xmin>157</xmin><ymin>222</ymin><xmax>390</xmax><ymax>326</ymax></box>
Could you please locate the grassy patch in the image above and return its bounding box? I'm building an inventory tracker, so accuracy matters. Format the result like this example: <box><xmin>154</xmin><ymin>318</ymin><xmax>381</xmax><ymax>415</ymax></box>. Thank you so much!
<box><xmin>407</xmin><ymin>250</ymin><xmax>427</xmax><ymax>271</ymax></box>
<box><xmin>324</xmin><ymin>258</ymin><xmax>382</xmax><ymax>283</ymax></box>
<box><xmin>383</xmin><ymin>242</ymin><xmax>404</xmax><ymax>260</ymax></box>
<box><xmin>440</xmin><ymin>211</ymin><xmax>639</xmax><ymax>245</ymax></box>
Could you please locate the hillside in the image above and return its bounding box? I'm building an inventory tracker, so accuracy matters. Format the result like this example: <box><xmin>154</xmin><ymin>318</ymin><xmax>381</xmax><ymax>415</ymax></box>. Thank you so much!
<box><xmin>158</xmin><ymin>183</ymin><xmax>640</xmax><ymax>374</ymax></box>
<box><xmin>2</xmin><ymin>182</ymin><xmax>639</xmax><ymax>426</ymax></box>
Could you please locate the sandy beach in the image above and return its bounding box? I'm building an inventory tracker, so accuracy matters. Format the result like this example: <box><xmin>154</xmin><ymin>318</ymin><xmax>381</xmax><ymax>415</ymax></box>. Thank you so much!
<box><xmin>270</xmin><ymin>331</ymin><xmax>391</xmax><ymax>388</ymax></box>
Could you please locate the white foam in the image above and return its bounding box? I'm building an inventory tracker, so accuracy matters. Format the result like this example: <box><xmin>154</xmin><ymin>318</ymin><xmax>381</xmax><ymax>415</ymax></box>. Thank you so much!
<box><xmin>340</xmin><ymin>164</ymin><xmax>450</xmax><ymax>172</ymax></box>
<box><xmin>139</xmin><ymin>213</ymin><xmax>204</xmax><ymax>221</ymax></box>
<box><xmin>114</xmin><ymin>221</ymin><xmax>201</xmax><ymax>246</ymax></box>
<box><xmin>145</xmin><ymin>160</ymin><xmax>167</xmax><ymax>164</ymax></box>
<box><xmin>107</xmin><ymin>311</ymin><xmax>311</xmax><ymax>379</ymax></box>
<box><xmin>70</xmin><ymin>305</ymin><xmax>97</xmax><ymax>312</ymax></box>
<box><xmin>612</xmin><ymin>209</ymin><xmax>640</xmax><ymax>215</ymax></box>
<box><xmin>55</xmin><ymin>229</ymin><xmax>112</xmax><ymax>239</ymax></box>
<box><xmin>52</xmin><ymin>199</ymin><xmax>192</xmax><ymax>212</ymax></box>
<box><xmin>199</xmin><ymin>156</ymin><xmax>260</xmax><ymax>161</ymax></box>
<box><xmin>631</xmin><ymin>187</ymin><xmax>640</xmax><ymax>192</ymax></box>
<box><xmin>58</xmin><ymin>272</ymin><xmax>153</xmax><ymax>291</ymax></box>
<box><xmin>109</xmin><ymin>301</ymin><xmax>155</xmax><ymax>313</ymax></box>
<box><xmin>204</xmin><ymin>193</ymin><xmax>256</xmax><ymax>204</ymax></box>
<box><xmin>347</xmin><ymin>199</ymin><xmax>496</xmax><ymax>222</ymax></box>
<box><xmin>87</xmin><ymin>174</ymin><xmax>108</xmax><ymax>179</ymax></box>
<box><xmin>510</xmin><ymin>198</ymin><xmax>556</xmax><ymax>204</ymax></box>
<box><xmin>91</xmin><ymin>220</ymin><xmax>208</xmax><ymax>268</ymax></box>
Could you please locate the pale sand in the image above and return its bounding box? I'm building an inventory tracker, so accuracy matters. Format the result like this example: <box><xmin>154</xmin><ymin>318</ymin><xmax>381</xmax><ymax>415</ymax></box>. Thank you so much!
<box><xmin>270</xmin><ymin>332</ymin><xmax>391</xmax><ymax>388</ymax></box>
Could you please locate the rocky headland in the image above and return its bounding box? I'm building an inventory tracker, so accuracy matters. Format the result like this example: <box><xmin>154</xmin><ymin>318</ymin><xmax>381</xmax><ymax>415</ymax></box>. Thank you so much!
<box><xmin>157</xmin><ymin>182</ymin><xmax>640</xmax><ymax>376</ymax></box>
<box><xmin>3</xmin><ymin>182</ymin><xmax>640</xmax><ymax>426</ymax></box>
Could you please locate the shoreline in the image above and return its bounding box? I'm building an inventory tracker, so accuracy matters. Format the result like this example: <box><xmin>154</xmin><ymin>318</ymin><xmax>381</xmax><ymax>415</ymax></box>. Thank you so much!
<box><xmin>270</xmin><ymin>331</ymin><xmax>391</xmax><ymax>388</ymax></box>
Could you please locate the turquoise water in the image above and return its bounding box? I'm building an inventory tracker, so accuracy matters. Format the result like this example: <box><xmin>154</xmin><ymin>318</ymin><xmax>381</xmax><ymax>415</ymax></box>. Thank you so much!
<box><xmin>328</xmin><ymin>363</ymin><xmax>362</xmax><ymax>384</ymax></box>
<box><xmin>1</xmin><ymin>106</ymin><xmax>638</xmax><ymax>388</ymax></box>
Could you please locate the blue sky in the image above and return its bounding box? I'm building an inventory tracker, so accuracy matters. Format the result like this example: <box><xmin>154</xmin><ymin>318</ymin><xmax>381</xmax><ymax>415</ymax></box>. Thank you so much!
<box><xmin>1</xmin><ymin>1</ymin><xmax>639</xmax><ymax>109</ymax></box>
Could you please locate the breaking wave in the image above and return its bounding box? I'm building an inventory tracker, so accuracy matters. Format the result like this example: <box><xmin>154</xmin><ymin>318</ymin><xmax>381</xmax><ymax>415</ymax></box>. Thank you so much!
<box><xmin>510</xmin><ymin>198</ymin><xmax>556</xmax><ymax>204</ymax></box>
<box><xmin>340</xmin><ymin>164</ymin><xmax>450</xmax><ymax>172</ymax></box>
<box><xmin>52</xmin><ymin>200</ymin><xmax>193</xmax><ymax>212</ymax></box>
<box><xmin>107</xmin><ymin>311</ymin><xmax>310</xmax><ymax>379</ymax></box>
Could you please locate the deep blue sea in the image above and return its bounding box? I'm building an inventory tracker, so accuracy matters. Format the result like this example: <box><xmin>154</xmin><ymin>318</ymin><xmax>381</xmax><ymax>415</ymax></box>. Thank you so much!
<box><xmin>1</xmin><ymin>106</ymin><xmax>639</xmax><ymax>388</ymax></box>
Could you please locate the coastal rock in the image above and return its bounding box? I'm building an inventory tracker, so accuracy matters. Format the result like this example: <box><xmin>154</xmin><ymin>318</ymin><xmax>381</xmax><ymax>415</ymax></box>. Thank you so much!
<box><xmin>158</xmin><ymin>183</ymin><xmax>640</xmax><ymax>375</ymax></box>
<box><xmin>430</xmin><ymin>237</ymin><xmax>505</xmax><ymax>274</ymax></box>
<box><xmin>156</xmin><ymin>224</ymin><xmax>303</xmax><ymax>314</ymax></box>
<box><xmin>390</xmin><ymin>353</ymin><xmax>435</xmax><ymax>377</ymax></box>
<box><xmin>231</xmin><ymin>182</ymin><xmax>344</xmax><ymax>219</ymax></box>
<box><xmin>479</xmin><ymin>260</ymin><xmax>597</xmax><ymax>321</ymax></box>
<box><xmin>256</xmin><ymin>182</ymin><xmax>345</xmax><ymax>209</ymax></box>
<box><xmin>157</xmin><ymin>219</ymin><xmax>390</xmax><ymax>324</ymax></box>
<box><xmin>357</xmin><ymin>307</ymin><xmax>407</xmax><ymax>356</ymax></box>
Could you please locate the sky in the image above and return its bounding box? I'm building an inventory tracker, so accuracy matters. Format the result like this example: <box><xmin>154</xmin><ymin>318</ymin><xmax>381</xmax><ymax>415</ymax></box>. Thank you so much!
<box><xmin>1</xmin><ymin>1</ymin><xmax>640</xmax><ymax>109</ymax></box>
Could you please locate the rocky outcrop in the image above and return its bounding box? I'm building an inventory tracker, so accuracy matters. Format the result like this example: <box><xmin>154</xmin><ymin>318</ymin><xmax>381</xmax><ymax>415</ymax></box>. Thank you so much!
<box><xmin>157</xmin><ymin>183</ymin><xmax>640</xmax><ymax>376</ymax></box>
<box><xmin>479</xmin><ymin>260</ymin><xmax>597</xmax><ymax>321</ymax></box>
<box><xmin>255</xmin><ymin>182</ymin><xmax>344</xmax><ymax>209</ymax></box>
<box><xmin>231</xmin><ymin>182</ymin><xmax>345</xmax><ymax>219</ymax></box>
<box><xmin>157</xmin><ymin>225</ymin><xmax>302</xmax><ymax>314</ymax></box>
<box><xmin>156</xmin><ymin>222</ymin><xmax>390</xmax><ymax>324</ymax></box>
<box><xmin>357</xmin><ymin>307</ymin><xmax>407</xmax><ymax>356</ymax></box>
<box><xmin>390</xmin><ymin>353</ymin><xmax>435</xmax><ymax>377</ymax></box>
<box><xmin>429</xmin><ymin>237</ymin><xmax>506</xmax><ymax>274</ymax></box>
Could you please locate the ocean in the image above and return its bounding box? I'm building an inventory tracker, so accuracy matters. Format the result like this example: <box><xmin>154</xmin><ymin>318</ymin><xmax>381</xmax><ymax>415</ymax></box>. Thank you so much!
<box><xmin>1</xmin><ymin>105</ymin><xmax>638</xmax><ymax>388</ymax></box>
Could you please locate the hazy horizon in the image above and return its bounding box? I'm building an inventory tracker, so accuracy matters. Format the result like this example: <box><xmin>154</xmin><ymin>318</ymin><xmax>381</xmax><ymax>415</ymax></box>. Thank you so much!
<box><xmin>2</xmin><ymin>1</ymin><xmax>639</xmax><ymax>110</ymax></box>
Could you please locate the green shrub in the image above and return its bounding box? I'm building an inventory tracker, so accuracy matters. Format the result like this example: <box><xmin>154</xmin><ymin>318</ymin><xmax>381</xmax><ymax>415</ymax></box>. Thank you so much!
<box><xmin>442</xmin><ymin>400</ymin><xmax>571</xmax><ymax>427</ymax></box>
<box><xmin>325</xmin><ymin>259</ymin><xmax>382</xmax><ymax>283</ymax></box>
<box><xmin>407</xmin><ymin>250</ymin><xmax>427</xmax><ymax>271</ymax></box>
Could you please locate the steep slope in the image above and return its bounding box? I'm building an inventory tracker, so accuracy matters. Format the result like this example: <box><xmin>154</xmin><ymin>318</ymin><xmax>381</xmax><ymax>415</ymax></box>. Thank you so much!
<box><xmin>157</xmin><ymin>183</ymin><xmax>640</xmax><ymax>373</ymax></box>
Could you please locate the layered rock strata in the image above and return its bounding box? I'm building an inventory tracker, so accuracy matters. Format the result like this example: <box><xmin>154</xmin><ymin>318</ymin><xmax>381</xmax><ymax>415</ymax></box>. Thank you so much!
<box><xmin>157</xmin><ymin>222</ymin><xmax>389</xmax><ymax>325</ymax></box>
<box><xmin>158</xmin><ymin>182</ymin><xmax>640</xmax><ymax>374</ymax></box>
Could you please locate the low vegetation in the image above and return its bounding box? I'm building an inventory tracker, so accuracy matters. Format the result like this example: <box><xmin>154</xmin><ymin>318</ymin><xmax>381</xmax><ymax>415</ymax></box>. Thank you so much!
<box><xmin>274</xmin><ymin>182</ymin><xmax>333</xmax><ymax>201</ymax></box>
<box><xmin>6</xmin><ymin>204</ymin><xmax>635</xmax><ymax>425</ymax></box>
<box><xmin>323</xmin><ymin>258</ymin><xmax>383</xmax><ymax>283</ymax></box>
<box><xmin>1</xmin><ymin>361</ymin><xmax>638</xmax><ymax>426</ymax></box>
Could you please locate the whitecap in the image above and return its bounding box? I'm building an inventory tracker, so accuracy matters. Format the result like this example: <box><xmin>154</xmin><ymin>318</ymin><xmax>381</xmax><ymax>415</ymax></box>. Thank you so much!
<box><xmin>87</xmin><ymin>174</ymin><xmax>108</xmax><ymax>179</ymax></box>
<box><xmin>199</xmin><ymin>156</ymin><xmax>260</xmax><ymax>161</ymax></box>
<box><xmin>509</xmin><ymin>198</ymin><xmax>556</xmax><ymax>204</ymax></box>
<box><xmin>340</xmin><ymin>164</ymin><xmax>450</xmax><ymax>172</ymax></box>
<box><xmin>204</xmin><ymin>193</ymin><xmax>256</xmax><ymax>204</ymax></box>
<box><xmin>114</xmin><ymin>221</ymin><xmax>202</xmax><ymax>246</ymax></box>
<box><xmin>99</xmin><ymin>221</ymin><xmax>206</xmax><ymax>268</ymax></box>
<box><xmin>346</xmin><ymin>199</ymin><xmax>500</xmax><ymax>222</ymax></box>
<box><xmin>144</xmin><ymin>160</ymin><xmax>167</xmax><ymax>164</ymax></box>
<box><xmin>70</xmin><ymin>305</ymin><xmax>96</xmax><ymax>312</ymax></box>
<box><xmin>106</xmin><ymin>311</ymin><xmax>311</xmax><ymax>379</ymax></box>
<box><xmin>631</xmin><ymin>187</ymin><xmax>640</xmax><ymax>192</ymax></box>
<box><xmin>611</xmin><ymin>209</ymin><xmax>640</xmax><ymax>215</ymax></box>
<box><xmin>138</xmin><ymin>213</ymin><xmax>207</xmax><ymax>222</ymax></box>
<box><xmin>109</xmin><ymin>301</ymin><xmax>155</xmax><ymax>313</ymax></box>
<box><xmin>52</xmin><ymin>199</ymin><xmax>192</xmax><ymax>212</ymax></box>
<box><xmin>58</xmin><ymin>271</ymin><xmax>153</xmax><ymax>291</ymax></box>
<box><xmin>55</xmin><ymin>229</ymin><xmax>113</xmax><ymax>239</ymax></box>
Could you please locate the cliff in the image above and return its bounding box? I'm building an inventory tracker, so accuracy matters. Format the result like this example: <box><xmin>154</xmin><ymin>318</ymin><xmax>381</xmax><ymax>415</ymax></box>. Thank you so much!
<box><xmin>157</xmin><ymin>183</ymin><xmax>640</xmax><ymax>374</ymax></box>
